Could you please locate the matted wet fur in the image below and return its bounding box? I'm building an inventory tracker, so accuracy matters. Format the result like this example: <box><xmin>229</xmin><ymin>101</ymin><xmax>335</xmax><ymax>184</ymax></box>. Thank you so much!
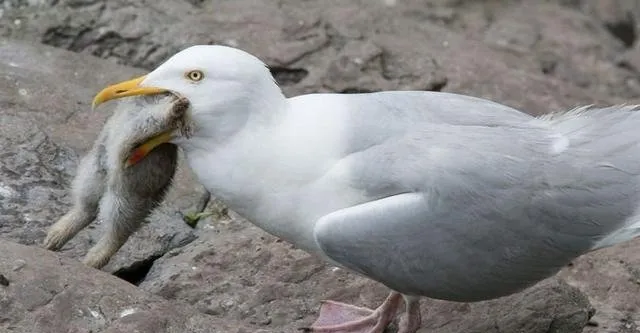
<box><xmin>44</xmin><ymin>94</ymin><xmax>191</xmax><ymax>268</ymax></box>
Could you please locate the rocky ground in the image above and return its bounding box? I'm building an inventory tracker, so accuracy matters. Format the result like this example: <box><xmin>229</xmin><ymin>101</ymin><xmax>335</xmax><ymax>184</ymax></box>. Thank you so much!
<box><xmin>1</xmin><ymin>0</ymin><xmax>640</xmax><ymax>332</ymax></box>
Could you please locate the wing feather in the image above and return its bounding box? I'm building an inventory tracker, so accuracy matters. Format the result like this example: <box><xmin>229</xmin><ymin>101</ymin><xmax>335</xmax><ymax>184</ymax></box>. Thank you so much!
<box><xmin>314</xmin><ymin>117</ymin><xmax>639</xmax><ymax>302</ymax></box>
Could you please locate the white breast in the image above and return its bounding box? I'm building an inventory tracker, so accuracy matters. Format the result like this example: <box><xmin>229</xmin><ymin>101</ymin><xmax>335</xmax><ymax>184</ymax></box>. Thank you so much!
<box><xmin>182</xmin><ymin>94</ymin><xmax>366</xmax><ymax>252</ymax></box>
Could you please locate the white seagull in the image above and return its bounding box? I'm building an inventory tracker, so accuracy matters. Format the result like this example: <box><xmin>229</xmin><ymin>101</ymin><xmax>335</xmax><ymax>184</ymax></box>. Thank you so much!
<box><xmin>91</xmin><ymin>45</ymin><xmax>640</xmax><ymax>333</ymax></box>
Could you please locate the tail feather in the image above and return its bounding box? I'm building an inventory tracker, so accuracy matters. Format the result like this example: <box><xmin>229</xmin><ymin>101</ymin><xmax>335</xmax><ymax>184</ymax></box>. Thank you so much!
<box><xmin>539</xmin><ymin>105</ymin><xmax>640</xmax><ymax>140</ymax></box>
<box><xmin>541</xmin><ymin>105</ymin><xmax>640</xmax><ymax>251</ymax></box>
<box><xmin>591</xmin><ymin>219</ymin><xmax>640</xmax><ymax>250</ymax></box>
<box><xmin>544</xmin><ymin>105</ymin><xmax>640</xmax><ymax>172</ymax></box>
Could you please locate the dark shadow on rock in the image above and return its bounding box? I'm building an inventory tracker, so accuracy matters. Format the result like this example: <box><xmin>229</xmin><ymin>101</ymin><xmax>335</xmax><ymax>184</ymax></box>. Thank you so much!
<box><xmin>604</xmin><ymin>13</ymin><xmax>637</xmax><ymax>48</ymax></box>
<box><xmin>270</xmin><ymin>67</ymin><xmax>309</xmax><ymax>86</ymax></box>
<box><xmin>113</xmin><ymin>254</ymin><xmax>163</xmax><ymax>286</ymax></box>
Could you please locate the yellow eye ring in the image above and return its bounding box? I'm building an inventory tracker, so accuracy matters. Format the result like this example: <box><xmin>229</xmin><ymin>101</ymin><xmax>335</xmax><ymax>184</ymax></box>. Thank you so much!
<box><xmin>185</xmin><ymin>70</ymin><xmax>204</xmax><ymax>82</ymax></box>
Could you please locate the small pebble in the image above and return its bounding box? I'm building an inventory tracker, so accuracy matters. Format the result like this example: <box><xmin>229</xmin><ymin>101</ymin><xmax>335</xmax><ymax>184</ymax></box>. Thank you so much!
<box><xmin>119</xmin><ymin>307</ymin><xmax>138</xmax><ymax>318</ymax></box>
<box><xmin>89</xmin><ymin>309</ymin><xmax>103</xmax><ymax>319</ymax></box>
<box><xmin>12</xmin><ymin>259</ymin><xmax>26</xmax><ymax>271</ymax></box>
<box><xmin>221</xmin><ymin>299</ymin><xmax>235</xmax><ymax>310</ymax></box>
<box><xmin>166</xmin><ymin>248</ymin><xmax>181</xmax><ymax>257</ymax></box>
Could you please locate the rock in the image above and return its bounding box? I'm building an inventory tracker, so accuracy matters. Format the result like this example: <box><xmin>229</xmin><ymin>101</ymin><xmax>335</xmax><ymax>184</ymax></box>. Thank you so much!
<box><xmin>140</xmin><ymin>222</ymin><xmax>594</xmax><ymax>333</ymax></box>
<box><xmin>620</xmin><ymin>41</ymin><xmax>640</xmax><ymax>74</ymax></box>
<box><xmin>0</xmin><ymin>39</ymin><xmax>204</xmax><ymax>278</ymax></box>
<box><xmin>0</xmin><ymin>1</ymin><xmax>639</xmax><ymax>332</ymax></box>
<box><xmin>558</xmin><ymin>239</ymin><xmax>640</xmax><ymax>333</ymax></box>
<box><xmin>481</xmin><ymin>3</ymin><xmax>638</xmax><ymax>99</ymax></box>
<box><xmin>0</xmin><ymin>240</ymin><xmax>245</xmax><ymax>333</ymax></box>
<box><xmin>581</xmin><ymin>0</ymin><xmax>639</xmax><ymax>48</ymax></box>
<box><xmin>0</xmin><ymin>0</ymin><xmax>636</xmax><ymax>110</ymax></box>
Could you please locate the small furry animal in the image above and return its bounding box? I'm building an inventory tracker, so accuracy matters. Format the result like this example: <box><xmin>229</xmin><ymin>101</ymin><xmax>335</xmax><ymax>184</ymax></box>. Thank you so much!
<box><xmin>44</xmin><ymin>94</ymin><xmax>192</xmax><ymax>268</ymax></box>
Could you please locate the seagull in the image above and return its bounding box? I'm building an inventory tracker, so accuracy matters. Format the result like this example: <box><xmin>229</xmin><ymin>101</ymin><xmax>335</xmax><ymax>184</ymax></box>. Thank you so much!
<box><xmin>91</xmin><ymin>45</ymin><xmax>640</xmax><ymax>333</ymax></box>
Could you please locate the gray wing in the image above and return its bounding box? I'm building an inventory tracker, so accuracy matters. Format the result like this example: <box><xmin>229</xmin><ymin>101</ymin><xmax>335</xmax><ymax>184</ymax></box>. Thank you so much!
<box><xmin>313</xmin><ymin>116</ymin><xmax>639</xmax><ymax>302</ymax></box>
<box><xmin>336</xmin><ymin>91</ymin><xmax>541</xmax><ymax>156</ymax></box>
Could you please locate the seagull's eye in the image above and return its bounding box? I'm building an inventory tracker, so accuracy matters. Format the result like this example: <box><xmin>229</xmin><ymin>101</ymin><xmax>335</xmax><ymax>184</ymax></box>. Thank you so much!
<box><xmin>185</xmin><ymin>70</ymin><xmax>204</xmax><ymax>82</ymax></box>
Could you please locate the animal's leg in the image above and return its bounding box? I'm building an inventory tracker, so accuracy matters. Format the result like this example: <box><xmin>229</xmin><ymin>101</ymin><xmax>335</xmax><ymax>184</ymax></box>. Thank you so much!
<box><xmin>44</xmin><ymin>148</ymin><xmax>105</xmax><ymax>250</ymax></box>
<box><xmin>82</xmin><ymin>190</ymin><xmax>148</xmax><ymax>268</ymax></box>
<box><xmin>83</xmin><ymin>143</ymin><xmax>177</xmax><ymax>268</ymax></box>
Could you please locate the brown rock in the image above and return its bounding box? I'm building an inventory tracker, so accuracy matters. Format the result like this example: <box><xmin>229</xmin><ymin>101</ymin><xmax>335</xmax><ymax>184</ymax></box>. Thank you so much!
<box><xmin>0</xmin><ymin>240</ymin><xmax>243</xmax><ymax>333</ymax></box>
<box><xmin>581</xmin><ymin>0</ymin><xmax>639</xmax><ymax>48</ymax></box>
<box><xmin>558</xmin><ymin>239</ymin><xmax>640</xmax><ymax>333</ymax></box>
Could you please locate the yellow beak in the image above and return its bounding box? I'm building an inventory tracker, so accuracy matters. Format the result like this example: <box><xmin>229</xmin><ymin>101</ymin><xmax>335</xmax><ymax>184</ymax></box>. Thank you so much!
<box><xmin>92</xmin><ymin>75</ymin><xmax>167</xmax><ymax>109</ymax></box>
<box><xmin>125</xmin><ymin>130</ymin><xmax>174</xmax><ymax>168</ymax></box>
<box><xmin>92</xmin><ymin>75</ymin><xmax>175</xmax><ymax>167</ymax></box>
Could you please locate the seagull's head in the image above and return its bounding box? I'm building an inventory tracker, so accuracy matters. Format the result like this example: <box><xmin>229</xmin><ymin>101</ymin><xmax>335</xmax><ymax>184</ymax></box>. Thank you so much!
<box><xmin>92</xmin><ymin>45</ymin><xmax>283</xmax><ymax>166</ymax></box>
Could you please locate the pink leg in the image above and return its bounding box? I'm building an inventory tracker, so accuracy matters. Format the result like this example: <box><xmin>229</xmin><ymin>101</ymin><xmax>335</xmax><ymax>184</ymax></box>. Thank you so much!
<box><xmin>397</xmin><ymin>296</ymin><xmax>421</xmax><ymax>333</ymax></box>
<box><xmin>300</xmin><ymin>292</ymin><xmax>403</xmax><ymax>333</ymax></box>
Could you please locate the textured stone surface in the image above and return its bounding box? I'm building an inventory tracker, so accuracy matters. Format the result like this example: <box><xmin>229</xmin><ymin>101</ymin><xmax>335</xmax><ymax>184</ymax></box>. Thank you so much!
<box><xmin>1</xmin><ymin>0</ymin><xmax>640</xmax><ymax>332</ymax></box>
<box><xmin>559</xmin><ymin>241</ymin><xmax>640</xmax><ymax>333</ymax></box>
<box><xmin>2</xmin><ymin>0</ymin><xmax>638</xmax><ymax>112</ymax></box>
<box><xmin>0</xmin><ymin>240</ymin><xmax>243</xmax><ymax>333</ymax></box>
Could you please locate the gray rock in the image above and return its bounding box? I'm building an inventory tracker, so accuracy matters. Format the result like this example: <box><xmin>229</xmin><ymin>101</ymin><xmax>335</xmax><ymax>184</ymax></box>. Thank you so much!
<box><xmin>558</xmin><ymin>239</ymin><xmax>640</xmax><ymax>333</ymax></box>
<box><xmin>0</xmin><ymin>240</ymin><xmax>245</xmax><ymax>333</ymax></box>
<box><xmin>0</xmin><ymin>39</ymin><xmax>203</xmax><ymax>277</ymax></box>
<box><xmin>0</xmin><ymin>1</ymin><xmax>640</xmax><ymax>332</ymax></box>
<box><xmin>0</xmin><ymin>0</ymin><xmax>635</xmax><ymax>110</ymax></box>
<box><xmin>580</xmin><ymin>0</ymin><xmax>639</xmax><ymax>48</ymax></box>
<box><xmin>480</xmin><ymin>2</ymin><xmax>638</xmax><ymax>98</ymax></box>
<box><xmin>620</xmin><ymin>41</ymin><xmax>640</xmax><ymax>75</ymax></box>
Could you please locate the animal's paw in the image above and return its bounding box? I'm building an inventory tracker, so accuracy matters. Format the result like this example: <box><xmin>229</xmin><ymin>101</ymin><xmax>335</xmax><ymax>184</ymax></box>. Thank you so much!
<box><xmin>82</xmin><ymin>248</ymin><xmax>112</xmax><ymax>269</ymax></box>
<box><xmin>43</xmin><ymin>222</ymin><xmax>72</xmax><ymax>251</ymax></box>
